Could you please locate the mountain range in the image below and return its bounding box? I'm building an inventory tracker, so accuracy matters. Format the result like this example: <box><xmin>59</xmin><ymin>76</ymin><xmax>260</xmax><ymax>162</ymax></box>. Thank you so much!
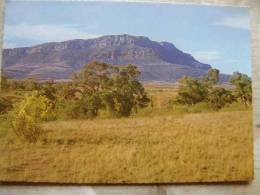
<box><xmin>2</xmin><ymin>34</ymin><xmax>229</xmax><ymax>82</ymax></box>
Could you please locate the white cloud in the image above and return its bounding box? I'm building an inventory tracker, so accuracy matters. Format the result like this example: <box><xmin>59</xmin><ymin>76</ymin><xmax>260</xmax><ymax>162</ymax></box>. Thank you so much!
<box><xmin>216</xmin><ymin>15</ymin><xmax>250</xmax><ymax>30</ymax></box>
<box><xmin>4</xmin><ymin>24</ymin><xmax>100</xmax><ymax>44</ymax></box>
<box><xmin>192</xmin><ymin>51</ymin><xmax>221</xmax><ymax>62</ymax></box>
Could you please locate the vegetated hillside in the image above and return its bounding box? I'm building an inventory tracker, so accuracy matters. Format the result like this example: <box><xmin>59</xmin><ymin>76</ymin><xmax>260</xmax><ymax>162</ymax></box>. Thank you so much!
<box><xmin>2</xmin><ymin>34</ymin><xmax>229</xmax><ymax>82</ymax></box>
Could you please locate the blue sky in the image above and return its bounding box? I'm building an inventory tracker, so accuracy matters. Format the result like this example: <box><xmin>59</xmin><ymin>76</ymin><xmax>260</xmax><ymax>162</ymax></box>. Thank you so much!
<box><xmin>3</xmin><ymin>0</ymin><xmax>252</xmax><ymax>75</ymax></box>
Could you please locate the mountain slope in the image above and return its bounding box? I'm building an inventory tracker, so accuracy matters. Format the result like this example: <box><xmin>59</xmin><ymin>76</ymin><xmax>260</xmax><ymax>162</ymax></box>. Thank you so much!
<box><xmin>2</xmin><ymin>34</ymin><xmax>213</xmax><ymax>82</ymax></box>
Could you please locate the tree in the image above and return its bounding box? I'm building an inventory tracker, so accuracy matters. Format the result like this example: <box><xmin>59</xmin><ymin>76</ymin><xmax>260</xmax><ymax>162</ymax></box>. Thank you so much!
<box><xmin>72</xmin><ymin>94</ymin><xmax>102</xmax><ymax>119</ymax></box>
<box><xmin>10</xmin><ymin>92</ymin><xmax>54</xmax><ymax>142</ymax></box>
<box><xmin>72</xmin><ymin>62</ymin><xmax>149</xmax><ymax>117</ymax></box>
<box><xmin>175</xmin><ymin>76</ymin><xmax>208</xmax><ymax>105</ymax></box>
<box><xmin>230</xmin><ymin>72</ymin><xmax>252</xmax><ymax>106</ymax></box>
<box><xmin>71</xmin><ymin>61</ymin><xmax>112</xmax><ymax>117</ymax></box>
<box><xmin>207</xmin><ymin>87</ymin><xmax>235</xmax><ymax>110</ymax></box>
<box><xmin>72</xmin><ymin>61</ymin><xmax>112</xmax><ymax>94</ymax></box>
<box><xmin>103</xmin><ymin>65</ymin><xmax>150</xmax><ymax>116</ymax></box>
<box><xmin>203</xmin><ymin>68</ymin><xmax>220</xmax><ymax>86</ymax></box>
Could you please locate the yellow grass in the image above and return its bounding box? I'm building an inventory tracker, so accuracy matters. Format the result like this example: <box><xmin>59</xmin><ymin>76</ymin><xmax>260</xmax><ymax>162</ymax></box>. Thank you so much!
<box><xmin>147</xmin><ymin>88</ymin><xmax>178</xmax><ymax>109</ymax></box>
<box><xmin>0</xmin><ymin>110</ymin><xmax>253</xmax><ymax>183</ymax></box>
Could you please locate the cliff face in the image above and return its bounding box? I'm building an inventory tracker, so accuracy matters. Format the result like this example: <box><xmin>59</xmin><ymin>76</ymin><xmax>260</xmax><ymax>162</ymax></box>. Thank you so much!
<box><xmin>2</xmin><ymin>34</ymin><xmax>213</xmax><ymax>82</ymax></box>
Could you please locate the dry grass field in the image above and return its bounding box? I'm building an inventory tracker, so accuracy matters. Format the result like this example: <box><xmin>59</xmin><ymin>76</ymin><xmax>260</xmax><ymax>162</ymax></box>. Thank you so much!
<box><xmin>0</xmin><ymin>86</ymin><xmax>254</xmax><ymax>183</ymax></box>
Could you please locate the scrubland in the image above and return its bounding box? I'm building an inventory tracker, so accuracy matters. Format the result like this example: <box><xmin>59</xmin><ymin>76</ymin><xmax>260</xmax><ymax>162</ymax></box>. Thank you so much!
<box><xmin>0</xmin><ymin>85</ymin><xmax>253</xmax><ymax>183</ymax></box>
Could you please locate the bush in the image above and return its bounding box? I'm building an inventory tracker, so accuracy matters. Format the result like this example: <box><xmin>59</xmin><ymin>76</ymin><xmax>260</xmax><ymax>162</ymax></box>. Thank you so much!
<box><xmin>10</xmin><ymin>92</ymin><xmax>54</xmax><ymax>142</ymax></box>
<box><xmin>230</xmin><ymin>72</ymin><xmax>252</xmax><ymax>106</ymax></box>
<box><xmin>207</xmin><ymin>87</ymin><xmax>235</xmax><ymax>110</ymax></box>
<box><xmin>57</xmin><ymin>94</ymin><xmax>103</xmax><ymax>119</ymax></box>
<box><xmin>175</xmin><ymin>76</ymin><xmax>208</xmax><ymax>105</ymax></box>
<box><xmin>102</xmin><ymin>90</ymin><xmax>134</xmax><ymax>117</ymax></box>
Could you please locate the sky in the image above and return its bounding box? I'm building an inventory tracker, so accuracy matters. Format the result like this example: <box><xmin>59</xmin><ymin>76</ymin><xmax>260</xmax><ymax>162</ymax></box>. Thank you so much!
<box><xmin>3</xmin><ymin>0</ymin><xmax>252</xmax><ymax>75</ymax></box>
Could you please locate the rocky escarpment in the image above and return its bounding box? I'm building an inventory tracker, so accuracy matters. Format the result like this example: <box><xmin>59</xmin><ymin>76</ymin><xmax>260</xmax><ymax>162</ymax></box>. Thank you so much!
<box><xmin>2</xmin><ymin>34</ymin><xmax>213</xmax><ymax>82</ymax></box>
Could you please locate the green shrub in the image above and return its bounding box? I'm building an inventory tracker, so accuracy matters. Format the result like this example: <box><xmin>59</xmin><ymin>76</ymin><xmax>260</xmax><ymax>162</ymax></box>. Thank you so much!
<box><xmin>207</xmin><ymin>87</ymin><xmax>235</xmax><ymax>110</ymax></box>
<box><xmin>175</xmin><ymin>76</ymin><xmax>208</xmax><ymax>105</ymax></box>
<box><xmin>56</xmin><ymin>94</ymin><xmax>103</xmax><ymax>119</ymax></box>
<box><xmin>230</xmin><ymin>72</ymin><xmax>252</xmax><ymax>106</ymax></box>
<box><xmin>10</xmin><ymin>92</ymin><xmax>54</xmax><ymax>142</ymax></box>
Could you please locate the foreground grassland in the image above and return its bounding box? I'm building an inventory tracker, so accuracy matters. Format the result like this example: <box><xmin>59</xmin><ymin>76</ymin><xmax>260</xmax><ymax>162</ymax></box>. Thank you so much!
<box><xmin>0</xmin><ymin>86</ymin><xmax>254</xmax><ymax>183</ymax></box>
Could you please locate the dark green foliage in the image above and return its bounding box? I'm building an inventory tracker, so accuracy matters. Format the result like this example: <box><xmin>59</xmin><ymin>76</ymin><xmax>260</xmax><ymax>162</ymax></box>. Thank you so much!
<box><xmin>73</xmin><ymin>61</ymin><xmax>150</xmax><ymax>117</ymax></box>
<box><xmin>103</xmin><ymin>65</ymin><xmax>150</xmax><ymax>116</ymax></box>
<box><xmin>203</xmin><ymin>68</ymin><xmax>220</xmax><ymax>86</ymax></box>
<box><xmin>175</xmin><ymin>76</ymin><xmax>208</xmax><ymax>105</ymax></box>
<box><xmin>207</xmin><ymin>87</ymin><xmax>235</xmax><ymax>110</ymax></box>
<box><xmin>174</xmin><ymin>70</ymin><xmax>251</xmax><ymax>111</ymax></box>
<box><xmin>73</xmin><ymin>61</ymin><xmax>113</xmax><ymax>94</ymax></box>
<box><xmin>230</xmin><ymin>72</ymin><xmax>252</xmax><ymax>106</ymax></box>
<box><xmin>63</xmin><ymin>94</ymin><xmax>103</xmax><ymax>119</ymax></box>
<box><xmin>103</xmin><ymin>89</ymin><xmax>135</xmax><ymax>117</ymax></box>
<box><xmin>4</xmin><ymin>62</ymin><xmax>149</xmax><ymax>122</ymax></box>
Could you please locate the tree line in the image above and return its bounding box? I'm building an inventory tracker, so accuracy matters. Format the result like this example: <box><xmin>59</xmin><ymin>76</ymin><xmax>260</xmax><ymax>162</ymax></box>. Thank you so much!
<box><xmin>0</xmin><ymin>61</ymin><xmax>252</xmax><ymax>142</ymax></box>
<box><xmin>1</xmin><ymin>61</ymin><xmax>150</xmax><ymax>142</ymax></box>
<box><xmin>175</xmin><ymin>69</ymin><xmax>252</xmax><ymax>110</ymax></box>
